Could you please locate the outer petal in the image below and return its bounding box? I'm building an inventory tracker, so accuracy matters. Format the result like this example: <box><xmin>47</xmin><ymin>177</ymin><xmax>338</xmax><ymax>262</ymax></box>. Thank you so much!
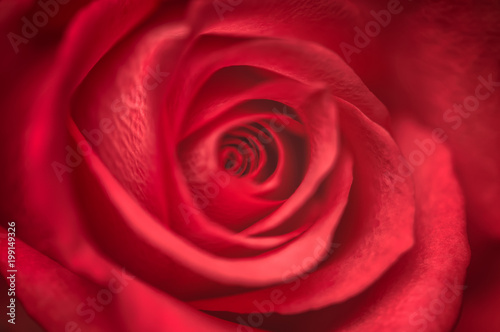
<box><xmin>0</xmin><ymin>0</ymin><xmax>174</xmax><ymax>326</ymax></box>
<box><xmin>0</xmin><ymin>229</ymin><xmax>244</xmax><ymax>332</ymax></box>
<box><xmin>373</xmin><ymin>1</ymin><xmax>500</xmax><ymax>239</ymax></box>
<box><xmin>328</xmin><ymin>118</ymin><xmax>471</xmax><ymax>331</ymax></box>
<box><xmin>358</xmin><ymin>4</ymin><xmax>500</xmax><ymax>329</ymax></box>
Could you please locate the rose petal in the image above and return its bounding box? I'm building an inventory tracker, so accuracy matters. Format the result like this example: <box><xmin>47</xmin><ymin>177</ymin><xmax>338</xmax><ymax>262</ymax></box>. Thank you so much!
<box><xmin>1</xmin><ymin>0</ymin><xmax>169</xmax><ymax>311</ymax></box>
<box><xmin>328</xmin><ymin>117</ymin><xmax>471</xmax><ymax>331</ymax></box>
<box><xmin>205</xmin><ymin>118</ymin><xmax>469</xmax><ymax>331</ymax></box>
<box><xmin>190</xmin><ymin>101</ymin><xmax>415</xmax><ymax>314</ymax></box>
<box><xmin>72</xmin><ymin>128</ymin><xmax>351</xmax><ymax>299</ymax></box>
<box><xmin>0</xmin><ymin>229</ymin><xmax>243</xmax><ymax>332</ymax></box>
<box><xmin>172</xmin><ymin>78</ymin><xmax>338</xmax><ymax>238</ymax></box>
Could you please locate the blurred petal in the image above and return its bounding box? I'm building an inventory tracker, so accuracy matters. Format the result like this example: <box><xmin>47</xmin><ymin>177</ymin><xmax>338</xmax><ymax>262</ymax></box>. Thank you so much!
<box><xmin>0</xmin><ymin>229</ymin><xmax>245</xmax><ymax>332</ymax></box>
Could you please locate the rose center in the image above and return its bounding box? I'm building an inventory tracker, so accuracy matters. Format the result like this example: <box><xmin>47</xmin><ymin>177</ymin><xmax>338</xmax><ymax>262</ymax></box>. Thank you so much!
<box><xmin>219</xmin><ymin>121</ymin><xmax>278</xmax><ymax>182</ymax></box>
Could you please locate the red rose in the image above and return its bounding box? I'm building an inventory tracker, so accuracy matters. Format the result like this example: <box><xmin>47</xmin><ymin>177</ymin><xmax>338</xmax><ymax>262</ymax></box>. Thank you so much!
<box><xmin>0</xmin><ymin>0</ymin><xmax>498</xmax><ymax>331</ymax></box>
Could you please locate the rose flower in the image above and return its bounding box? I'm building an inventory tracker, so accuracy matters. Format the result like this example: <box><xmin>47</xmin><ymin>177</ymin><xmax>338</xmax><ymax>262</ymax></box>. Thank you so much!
<box><xmin>0</xmin><ymin>1</ymin><xmax>499</xmax><ymax>331</ymax></box>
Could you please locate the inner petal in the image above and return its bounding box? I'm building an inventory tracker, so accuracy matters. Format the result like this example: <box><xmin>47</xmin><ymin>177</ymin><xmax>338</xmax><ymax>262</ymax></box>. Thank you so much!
<box><xmin>177</xmin><ymin>104</ymin><xmax>308</xmax><ymax>232</ymax></box>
